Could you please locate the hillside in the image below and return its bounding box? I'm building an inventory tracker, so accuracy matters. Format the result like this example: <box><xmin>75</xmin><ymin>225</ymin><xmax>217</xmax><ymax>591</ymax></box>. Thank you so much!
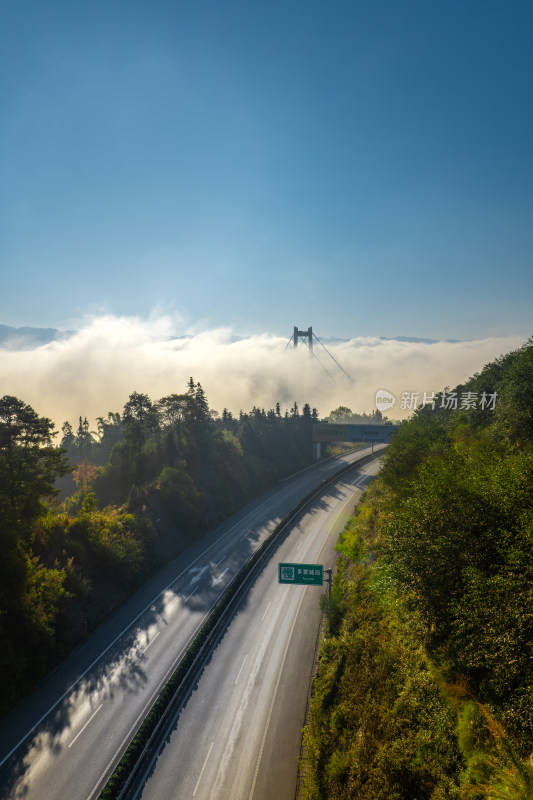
<box><xmin>302</xmin><ymin>337</ymin><xmax>533</xmax><ymax>800</ymax></box>
<box><xmin>0</xmin><ymin>380</ymin><xmax>320</xmax><ymax>715</ymax></box>
<box><xmin>0</xmin><ymin>324</ymin><xmax>74</xmax><ymax>349</ymax></box>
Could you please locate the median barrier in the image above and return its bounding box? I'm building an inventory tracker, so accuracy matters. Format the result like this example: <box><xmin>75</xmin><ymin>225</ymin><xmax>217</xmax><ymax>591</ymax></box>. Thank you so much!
<box><xmin>97</xmin><ymin>448</ymin><xmax>383</xmax><ymax>800</ymax></box>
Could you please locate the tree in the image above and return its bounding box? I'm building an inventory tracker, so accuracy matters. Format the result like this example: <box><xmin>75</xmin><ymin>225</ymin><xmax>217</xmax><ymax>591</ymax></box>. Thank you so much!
<box><xmin>76</xmin><ymin>416</ymin><xmax>94</xmax><ymax>460</ymax></box>
<box><xmin>72</xmin><ymin>461</ymin><xmax>98</xmax><ymax>493</ymax></box>
<box><xmin>0</xmin><ymin>397</ymin><xmax>71</xmax><ymax>707</ymax></box>
<box><xmin>0</xmin><ymin>396</ymin><xmax>69</xmax><ymax>530</ymax></box>
<box><xmin>195</xmin><ymin>382</ymin><xmax>210</xmax><ymax>416</ymax></box>
<box><xmin>302</xmin><ymin>402</ymin><xmax>312</xmax><ymax>419</ymax></box>
<box><xmin>95</xmin><ymin>411</ymin><xmax>123</xmax><ymax>463</ymax></box>
<box><xmin>329</xmin><ymin>406</ymin><xmax>353</xmax><ymax>423</ymax></box>
<box><xmin>491</xmin><ymin>339</ymin><xmax>533</xmax><ymax>447</ymax></box>
<box><xmin>157</xmin><ymin>393</ymin><xmax>193</xmax><ymax>458</ymax></box>
<box><xmin>157</xmin><ymin>394</ymin><xmax>191</xmax><ymax>429</ymax></box>
<box><xmin>60</xmin><ymin>421</ymin><xmax>75</xmax><ymax>450</ymax></box>
<box><xmin>122</xmin><ymin>391</ymin><xmax>160</xmax><ymax>477</ymax></box>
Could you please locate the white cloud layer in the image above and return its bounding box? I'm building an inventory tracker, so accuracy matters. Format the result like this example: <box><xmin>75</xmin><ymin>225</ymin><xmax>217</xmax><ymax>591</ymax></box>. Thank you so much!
<box><xmin>0</xmin><ymin>315</ymin><xmax>526</xmax><ymax>431</ymax></box>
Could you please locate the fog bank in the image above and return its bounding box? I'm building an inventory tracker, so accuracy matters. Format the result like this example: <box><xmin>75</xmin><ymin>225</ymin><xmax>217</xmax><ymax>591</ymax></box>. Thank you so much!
<box><xmin>0</xmin><ymin>315</ymin><xmax>524</xmax><ymax>430</ymax></box>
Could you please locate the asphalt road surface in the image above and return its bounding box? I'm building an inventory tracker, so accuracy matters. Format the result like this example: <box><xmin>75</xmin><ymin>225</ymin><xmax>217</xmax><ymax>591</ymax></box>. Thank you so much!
<box><xmin>0</xmin><ymin>446</ymin><xmax>383</xmax><ymax>800</ymax></box>
<box><xmin>136</xmin><ymin>455</ymin><xmax>382</xmax><ymax>800</ymax></box>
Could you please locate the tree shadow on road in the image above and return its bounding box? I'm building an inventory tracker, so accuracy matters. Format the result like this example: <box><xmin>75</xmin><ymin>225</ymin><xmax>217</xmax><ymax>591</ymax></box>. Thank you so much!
<box><xmin>0</xmin><ymin>461</ymin><xmax>379</xmax><ymax>799</ymax></box>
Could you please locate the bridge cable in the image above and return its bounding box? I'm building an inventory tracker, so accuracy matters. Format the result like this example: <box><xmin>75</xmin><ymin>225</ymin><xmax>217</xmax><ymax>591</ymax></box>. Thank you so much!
<box><xmin>312</xmin><ymin>333</ymin><xmax>354</xmax><ymax>383</ymax></box>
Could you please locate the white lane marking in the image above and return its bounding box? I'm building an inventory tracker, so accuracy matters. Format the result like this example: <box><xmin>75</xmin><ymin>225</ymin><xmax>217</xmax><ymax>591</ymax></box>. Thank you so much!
<box><xmin>248</xmin><ymin>588</ymin><xmax>307</xmax><ymax>800</ymax></box>
<box><xmin>276</xmin><ymin>443</ymin><xmax>370</xmax><ymax>483</ymax></box>
<box><xmin>3</xmin><ymin>477</ymin><xmax>314</xmax><ymax>768</ymax></box>
<box><xmin>295</xmin><ymin>475</ymin><xmax>372</xmax><ymax>565</ymax></box>
<box><xmin>234</xmin><ymin>655</ymin><xmax>248</xmax><ymax>686</ymax></box>
<box><xmin>189</xmin><ymin>566</ymin><xmax>210</xmax><ymax>585</ymax></box>
<box><xmin>311</xmin><ymin>468</ymin><xmax>378</xmax><ymax>568</ymax></box>
<box><xmin>261</xmin><ymin>600</ymin><xmax>272</xmax><ymax>622</ymax></box>
<box><xmin>84</xmin><ymin>459</ymin><xmax>371</xmax><ymax>800</ymax></box>
<box><xmin>314</xmin><ymin>477</ymin><xmax>374</xmax><ymax>559</ymax></box>
<box><xmin>215</xmin><ymin>554</ymin><xmax>227</xmax><ymax>567</ymax></box>
<box><xmin>140</xmin><ymin>631</ymin><xmax>160</xmax><ymax>655</ymax></box>
<box><xmin>193</xmin><ymin>741</ymin><xmax>214</xmax><ymax>797</ymax></box>
<box><xmin>0</xmin><ymin>503</ymin><xmax>254</xmax><ymax>771</ymax></box>
<box><xmin>67</xmin><ymin>704</ymin><xmax>103</xmax><ymax>749</ymax></box>
<box><xmin>211</xmin><ymin>568</ymin><xmax>229</xmax><ymax>588</ymax></box>
<box><xmin>184</xmin><ymin>588</ymin><xmax>197</xmax><ymax>603</ymax></box>
<box><xmin>1</xmin><ymin>449</ymin><xmax>381</xmax><ymax>775</ymax></box>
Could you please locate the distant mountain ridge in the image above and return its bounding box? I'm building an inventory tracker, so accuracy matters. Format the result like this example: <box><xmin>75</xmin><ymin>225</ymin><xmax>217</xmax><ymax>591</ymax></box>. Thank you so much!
<box><xmin>0</xmin><ymin>325</ymin><xmax>74</xmax><ymax>349</ymax></box>
<box><xmin>316</xmin><ymin>335</ymin><xmax>463</xmax><ymax>345</ymax></box>
<box><xmin>0</xmin><ymin>325</ymin><xmax>463</xmax><ymax>350</ymax></box>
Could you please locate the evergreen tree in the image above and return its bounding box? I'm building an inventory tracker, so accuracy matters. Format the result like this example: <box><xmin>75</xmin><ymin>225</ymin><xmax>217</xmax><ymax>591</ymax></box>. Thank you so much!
<box><xmin>60</xmin><ymin>421</ymin><xmax>75</xmax><ymax>450</ymax></box>
<box><xmin>195</xmin><ymin>382</ymin><xmax>210</xmax><ymax>416</ymax></box>
<box><xmin>123</xmin><ymin>391</ymin><xmax>159</xmax><ymax>479</ymax></box>
<box><xmin>76</xmin><ymin>416</ymin><xmax>94</xmax><ymax>459</ymax></box>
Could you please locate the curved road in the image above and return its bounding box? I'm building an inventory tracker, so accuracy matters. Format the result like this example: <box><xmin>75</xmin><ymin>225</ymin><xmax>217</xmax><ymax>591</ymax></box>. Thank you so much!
<box><xmin>136</xmin><ymin>454</ymin><xmax>382</xmax><ymax>800</ymax></box>
<box><xmin>0</xmin><ymin>446</ymin><xmax>383</xmax><ymax>800</ymax></box>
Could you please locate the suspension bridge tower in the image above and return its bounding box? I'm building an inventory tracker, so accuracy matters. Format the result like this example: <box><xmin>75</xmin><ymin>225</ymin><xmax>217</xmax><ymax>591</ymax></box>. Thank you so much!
<box><xmin>293</xmin><ymin>326</ymin><xmax>313</xmax><ymax>355</ymax></box>
<box><xmin>287</xmin><ymin>325</ymin><xmax>353</xmax><ymax>383</ymax></box>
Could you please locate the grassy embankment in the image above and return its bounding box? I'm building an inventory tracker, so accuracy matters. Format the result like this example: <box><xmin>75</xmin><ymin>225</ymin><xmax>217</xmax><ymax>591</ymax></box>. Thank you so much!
<box><xmin>302</xmin><ymin>338</ymin><xmax>533</xmax><ymax>800</ymax></box>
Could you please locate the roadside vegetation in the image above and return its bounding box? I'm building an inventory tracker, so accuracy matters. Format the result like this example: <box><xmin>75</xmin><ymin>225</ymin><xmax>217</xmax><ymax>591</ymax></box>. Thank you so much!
<box><xmin>0</xmin><ymin>380</ymin><xmax>320</xmax><ymax>715</ymax></box>
<box><xmin>302</xmin><ymin>337</ymin><xmax>533</xmax><ymax>800</ymax></box>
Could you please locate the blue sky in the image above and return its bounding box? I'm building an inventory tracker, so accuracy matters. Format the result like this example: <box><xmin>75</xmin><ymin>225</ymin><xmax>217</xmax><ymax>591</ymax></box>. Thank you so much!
<box><xmin>2</xmin><ymin>0</ymin><xmax>532</xmax><ymax>341</ymax></box>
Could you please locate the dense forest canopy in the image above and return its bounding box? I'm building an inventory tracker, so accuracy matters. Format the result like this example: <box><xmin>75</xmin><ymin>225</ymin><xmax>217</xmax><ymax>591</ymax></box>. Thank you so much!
<box><xmin>6</xmin><ymin>333</ymin><xmax>533</xmax><ymax>800</ymax></box>
<box><xmin>0</xmin><ymin>379</ymin><xmax>321</xmax><ymax>715</ymax></box>
<box><xmin>303</xmin><ymin>337</ymin><xmax>533</xmax><ymax>800</ymax></box>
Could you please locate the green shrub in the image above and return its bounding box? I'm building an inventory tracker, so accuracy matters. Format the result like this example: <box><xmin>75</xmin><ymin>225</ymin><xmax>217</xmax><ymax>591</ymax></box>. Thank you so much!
<box><xmin>157</xmin><ymin>467</ymin><xmax>207</xmax><ymax>532</ymax></box>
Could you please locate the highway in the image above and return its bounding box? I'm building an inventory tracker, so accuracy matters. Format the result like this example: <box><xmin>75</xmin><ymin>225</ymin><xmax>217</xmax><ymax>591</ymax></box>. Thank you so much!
<box><xmin>135</xmin><ymin>454</ymin><xmax>382</xmax><ymax>800</ymax></box>
<box><xmin>0</xmin><ymin>446</ymin><xmax>383</xmax><ymax>800</ymax></box>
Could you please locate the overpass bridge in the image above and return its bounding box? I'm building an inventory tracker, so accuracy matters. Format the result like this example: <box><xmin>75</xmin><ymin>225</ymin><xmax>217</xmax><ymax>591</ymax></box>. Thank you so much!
<box><xmin>313</xmin><ymin>422</ymin><xmax>398</xmax><ymax>457</ymax></box>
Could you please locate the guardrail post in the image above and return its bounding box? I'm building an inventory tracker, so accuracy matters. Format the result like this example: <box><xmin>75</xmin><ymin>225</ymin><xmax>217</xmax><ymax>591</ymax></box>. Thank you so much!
<box><xmin>324</xmin><ymin>568</ymin><xmax>332</xmax><ymax>631</ymax></box>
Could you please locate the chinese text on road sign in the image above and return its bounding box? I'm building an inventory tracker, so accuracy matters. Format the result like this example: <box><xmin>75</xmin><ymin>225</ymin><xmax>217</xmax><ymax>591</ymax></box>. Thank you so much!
<box><xmin>278</xmin><ymin>563</ymin><xmax>324</xmax><ymax>586</ymax></box>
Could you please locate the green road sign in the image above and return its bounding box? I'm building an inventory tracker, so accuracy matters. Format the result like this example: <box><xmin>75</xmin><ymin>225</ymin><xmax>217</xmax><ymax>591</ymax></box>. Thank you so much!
<box><xmin>313</xmin><ymin>422</ymin><xmax>398</xmax><ymax>443</ymax></box>
<box><xmin>278</xmin><ymin>562</ymin><xmax>323</xmax><ymax>586</ymax></box>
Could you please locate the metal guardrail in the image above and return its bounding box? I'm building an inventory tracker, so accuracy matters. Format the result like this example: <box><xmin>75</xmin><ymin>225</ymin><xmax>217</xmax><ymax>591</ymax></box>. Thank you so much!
<box><xmin>98</xmin><ymin>447</ymin><xmax>384</xmax><ymax>800</ymax></box>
